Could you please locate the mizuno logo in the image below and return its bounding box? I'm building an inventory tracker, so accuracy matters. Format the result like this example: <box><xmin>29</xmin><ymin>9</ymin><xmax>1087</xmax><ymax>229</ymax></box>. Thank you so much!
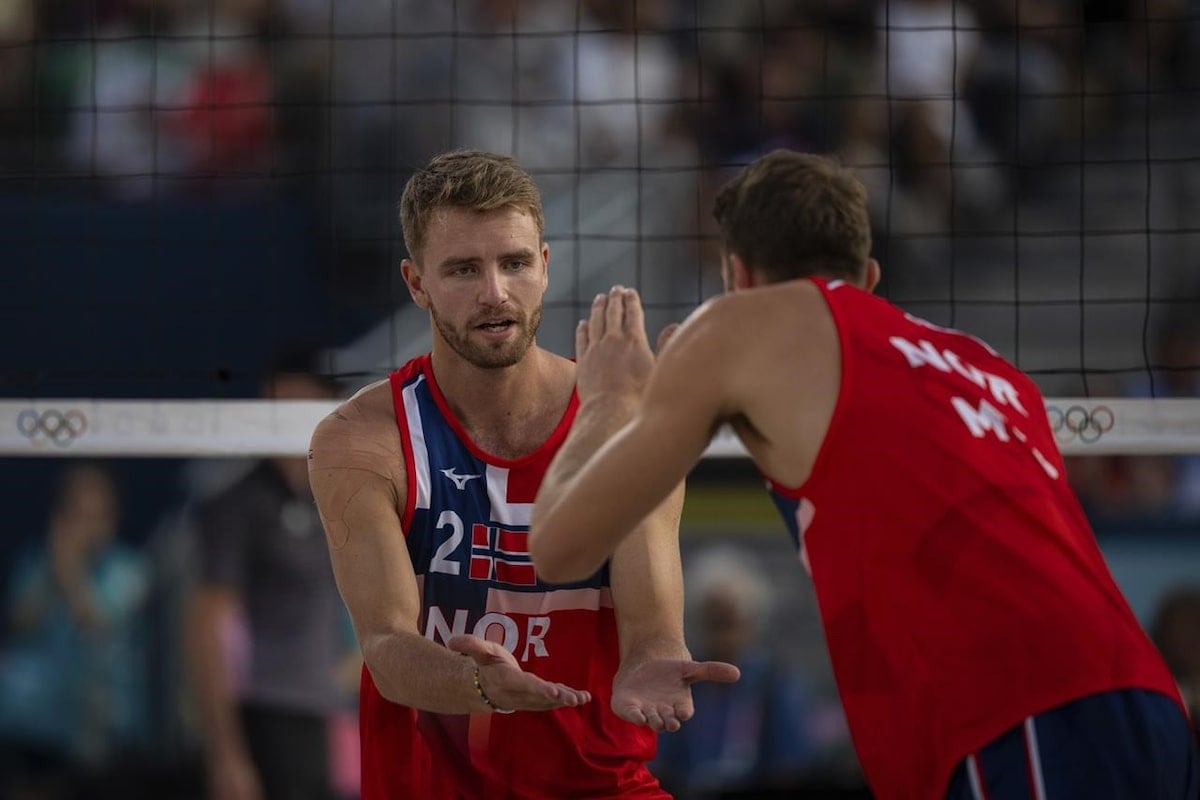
<box><xmin>440</xmin><ymin>467</ymin><xmax>481</xmax><ymax>490</ymax></box>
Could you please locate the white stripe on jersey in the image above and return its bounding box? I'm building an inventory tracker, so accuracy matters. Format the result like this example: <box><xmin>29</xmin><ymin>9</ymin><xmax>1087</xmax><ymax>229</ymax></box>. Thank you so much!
<box><xmin>402</xmin><ymin>375</ymin><xmax>432</xmax><ymax>511</ymax></box>
<box><xmin>486</xmin><ymin>464</ymin><xmax>532</xmax><ymax>526</ymax></box>
<box><xmin>487</xmin><ymin>586</ymin><xmax>614</xmax><ymax>615</ymax></box>
<box><xmin>966</xmin><ymin>754</ymin><xmax>986</xmax><ymax>800</ymax></box>
<box><xmin>1024</xmin><ymin>716</ymin><xmax>1048</xmax><ymax>800</ymax></box>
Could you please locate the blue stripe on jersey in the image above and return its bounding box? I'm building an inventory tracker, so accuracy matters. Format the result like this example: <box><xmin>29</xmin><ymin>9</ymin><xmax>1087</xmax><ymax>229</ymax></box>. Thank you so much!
<box><xmin>398</xmin><ymin>369</ymin><xmax>609</xmax><ymax>623</ymax></box>
<box><xmin>766</xmin><ymin>488</ymin><xmax>803</xmax><ymax>554</ymax></box>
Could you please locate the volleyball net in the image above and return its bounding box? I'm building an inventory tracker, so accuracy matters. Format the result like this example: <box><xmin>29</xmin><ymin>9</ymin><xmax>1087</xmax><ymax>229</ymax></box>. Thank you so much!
<box><xmin>3</xmin><ymin>1</ymin><xmax>1200</xmax><ymax>464</ymax></box>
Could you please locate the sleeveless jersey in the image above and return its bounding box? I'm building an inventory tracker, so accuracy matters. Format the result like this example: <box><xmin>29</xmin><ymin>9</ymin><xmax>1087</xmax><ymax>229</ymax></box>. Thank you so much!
<box><xmin>765</xmin><ymin>279</ymin><xmax>1182</xmax><ymax>800</ymax></box>
<box><xmin>359</xmin><ymin>354</ymin><xmax>664</xmax><ymax>800</ymax></box>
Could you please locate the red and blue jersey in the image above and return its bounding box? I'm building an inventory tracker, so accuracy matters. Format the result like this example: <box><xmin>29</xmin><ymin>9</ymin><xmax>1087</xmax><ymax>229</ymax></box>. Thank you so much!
<box><xmin>765</xmin><ymin>278</ymin><xmax>1182</xmax><ymax>800</ymax></box>
<box><xmin>359</xmin><ymin>354</ymin><xmax>664</xmax><ymax>800</ymax></box>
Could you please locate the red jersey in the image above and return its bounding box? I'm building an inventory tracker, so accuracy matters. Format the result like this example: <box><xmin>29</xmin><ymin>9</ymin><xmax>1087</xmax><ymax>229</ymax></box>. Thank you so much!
<box><xmin>359</xmin><ymin>355</ymin><xmax>664</xmax><ymax>799</ymax></box>
<box><xmin>765</xmin><ymin>279</ymin><xmax>1182</xmax><ymax>800</ymax></box>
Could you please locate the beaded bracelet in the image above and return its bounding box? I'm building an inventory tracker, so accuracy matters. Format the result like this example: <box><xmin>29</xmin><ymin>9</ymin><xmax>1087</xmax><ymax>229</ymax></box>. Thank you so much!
<box><xmin>473</xmin><ymin>666</ymin><xmax>515</xmax><ymax>714</ymax></box>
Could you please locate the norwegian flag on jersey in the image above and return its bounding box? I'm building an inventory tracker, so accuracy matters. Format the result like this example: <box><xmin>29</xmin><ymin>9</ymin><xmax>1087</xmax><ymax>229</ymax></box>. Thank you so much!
<box><xmin>469</xmin><ymin>523</ymin><xmax>536</xmax><ymax>586</ymax></box>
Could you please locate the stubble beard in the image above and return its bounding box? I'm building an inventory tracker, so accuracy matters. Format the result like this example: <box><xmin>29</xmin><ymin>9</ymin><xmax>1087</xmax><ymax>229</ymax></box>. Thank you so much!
<box><xmin>431</xmin><ymin>303</ymin><xmax>544</xmax><ymax>369</ymax></box>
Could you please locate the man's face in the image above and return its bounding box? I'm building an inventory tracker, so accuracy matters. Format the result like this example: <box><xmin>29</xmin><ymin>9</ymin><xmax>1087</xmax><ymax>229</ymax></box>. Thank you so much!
<box><xmin>404</xmin><ymin>206</ymin><xmax>549</xmax><ymax>369</ymax></box>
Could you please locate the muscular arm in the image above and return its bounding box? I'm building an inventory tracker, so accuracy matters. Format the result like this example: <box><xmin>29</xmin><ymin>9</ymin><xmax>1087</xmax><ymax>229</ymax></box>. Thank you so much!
<box><xmin>533</xmin><ymin>290</ymin><xmax>742</xmax><ymax>728</ymax></box>
<box><xmin>310</xmin><ymin>397</ymin><xmax>588</xmax><ymax>714</ymax></box>
<box><xmin>610</xmin><ymin>484</ymin><xmax>688</xmax><ymax>666</ymax></box>
<box><xmin>532</xmin><ymin>300</ymin><xmax>731</xmax><ymax>584</ymax></box>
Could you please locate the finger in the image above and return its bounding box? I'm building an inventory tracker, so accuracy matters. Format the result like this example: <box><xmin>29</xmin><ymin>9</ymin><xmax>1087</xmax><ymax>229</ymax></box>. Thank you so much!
<box><xmin>685</xmin><ymin>660</ymin><xmax>742</xmax><ymax>685</ymax></box>
<box><xmin>615</xmin><ymin>703</ymin><xmax>648</xmax><ymax>726</ymax></box>
<box><xmin>673</xmin><ymin>700</ymin><xmax>695</xmax><ymax>724</ymax></box>
<box><xmin>575</xmin><ymin>319</ymin><xmax>589</xmax><ymax>358</ymax></box>
<box><xmin>604</xmin><ymin>285</ymin><xmax>625</xmax><ymax>336</ymax></box>
<box><xmin>445</xmin><ymin>634</ymin><xmax>507</xmax><ymax>665</ymax></box>
<box><xmin>528</xmin><ymin>686</ymin><xmax>582</xmax><ymax>710</ymax></box>
<box><xmin>642</xmin><ymin>706</ymin><xmax>666</xmax><ymax>733</ymax></box>
<box><xmin>659</xmin><ymin>706</ymin><xmax>682</xmax><ymax>733</ymax></box>
<box><xmin>588</xmin><ymin>292</ymin><xmax>607</xmax><ymax>342</ymax></box>
<box><xmin>622</xmin><ymin>287</ymin><xmax>646</xmax><ymax>337</ymax></box>
<box><xmin>554</xmin><ymin>684</ymin><xmax>590</xmax><ymax>706</ymax></box>
<box><xmin>656</xmin><ymin>322</ymin><xmax>680</xmax><ymax>354</ymax></box>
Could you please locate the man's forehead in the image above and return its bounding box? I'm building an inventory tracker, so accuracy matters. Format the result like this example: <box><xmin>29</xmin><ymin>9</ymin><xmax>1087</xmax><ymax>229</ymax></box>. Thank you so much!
<box><xmin>424</xmin><ymin>206</ymin><xmax>542</xmax><ymax>253</ymax></box>
<box><xmin>430</xmin><ymin>205</ymin><xmax>536</xmax><ymax>228</ymax></box>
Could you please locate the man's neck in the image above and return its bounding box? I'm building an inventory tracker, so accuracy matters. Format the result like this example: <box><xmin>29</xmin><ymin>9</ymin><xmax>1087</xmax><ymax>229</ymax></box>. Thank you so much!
<box><xmin>429</xmin><ymin>343</ymin><xmax>572</xmax><ymax>459</ymax></box>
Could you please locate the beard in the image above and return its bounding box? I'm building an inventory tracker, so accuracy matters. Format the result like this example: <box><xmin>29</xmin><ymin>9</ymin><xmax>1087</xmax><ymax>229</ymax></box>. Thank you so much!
<box><xmin>431</xmin><ymin>303</ymin><xmax>543</xmax><ymax>369</ymax></box>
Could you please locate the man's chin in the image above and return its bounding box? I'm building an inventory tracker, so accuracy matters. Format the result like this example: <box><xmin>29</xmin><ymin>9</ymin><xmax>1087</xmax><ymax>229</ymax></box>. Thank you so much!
<box><xmin>461</xmin><ymin>340</ymin><xmax>531</xmax><ymax>370</ymax></box>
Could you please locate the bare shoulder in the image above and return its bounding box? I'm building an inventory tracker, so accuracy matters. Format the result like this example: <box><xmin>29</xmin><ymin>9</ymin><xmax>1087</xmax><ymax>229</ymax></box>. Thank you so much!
<box><xmin>309</xmin><ymin>379</ymin><xmax>406</xmax><ymax>547</ymax></box>
<box><xmin>309</xmin><ymin>378</ymin><xmax>402</xmax><ymax>482</ymax></box>
<box><xmin>666</xmin><ymin>282</ymin><xmax>826</xmax><ymax>360</ymax></box>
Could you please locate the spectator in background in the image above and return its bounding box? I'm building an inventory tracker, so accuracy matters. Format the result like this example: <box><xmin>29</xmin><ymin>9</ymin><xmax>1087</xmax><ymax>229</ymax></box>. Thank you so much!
<box><xmin>0</xmin><ymin>463</ymin><xmax>151</xmax><ymax>800</ymax></box>
<box><xmin>1145</xmin><ymin>315</ymin><xmax>1200</xmax><ymax>516</ymax></box>
<box><xmin>1151</xmin><ymin>585</ymin><xmax>1200</xmax><ymax>738</ymax></box>
<box><xmin>878</xmin><ymin>0</ymin><xmax>1004</xmax><ymax>226</ymax></box>
<box><xmin>0</xmin><ymin>0</ymin><xmax>36</xmax><ymax>171</ymax></box>
<box><xmin>59</xmin><ymin>0</ymin><xmax>278</xmax><ymax>196</ymax></box>
<box><xmin>185</xmin><ymin>349</ymin><xmax>355</xmax><ymax>800</ymax></box>
<box><xmin>652</xmin><ymin>546</ymin><xmax>823</xmax><ymax>799</ymax></box>
<box><xmin>1069</xmin><ymin>313</ymin><xmax>1200</xmax><ymax>519</ymax></box>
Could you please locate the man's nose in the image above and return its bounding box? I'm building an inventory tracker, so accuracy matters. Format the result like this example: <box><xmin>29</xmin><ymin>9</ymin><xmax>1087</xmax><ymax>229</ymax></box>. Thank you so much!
<box><xmin>479</xmin><ymin>266</ymin><xmax>508</xmax><ymax>305</ymax></box>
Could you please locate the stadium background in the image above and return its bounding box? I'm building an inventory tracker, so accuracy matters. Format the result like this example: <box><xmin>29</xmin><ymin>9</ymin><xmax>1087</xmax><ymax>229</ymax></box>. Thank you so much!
<box><xmin>1</xmin><ymin>1</ymin><xmax>1199</xmax><ymax>798</ymax></box>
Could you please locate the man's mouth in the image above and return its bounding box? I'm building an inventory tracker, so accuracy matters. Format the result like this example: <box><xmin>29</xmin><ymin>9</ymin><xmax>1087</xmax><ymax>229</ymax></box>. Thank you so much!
<box><xmin>476</xmin><ymin>319</ymin><xmax>516</xmax><ymax>332</ymax></box>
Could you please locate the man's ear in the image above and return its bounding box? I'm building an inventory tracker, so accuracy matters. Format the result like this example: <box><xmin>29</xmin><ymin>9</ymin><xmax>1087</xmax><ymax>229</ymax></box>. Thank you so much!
<box><xmin>863</xmin><ymin>258</ymin><xmax>881</xmax><ymax>293</ymax></box>
<box><xmin>401</xmin><ymin>258</ymin><xmax>430</xmax><ymax>309</ymax></box>
<box><xmin>729</xmin><ymin>253</ymin><xmax>757</xmax><ymax>291</ymax></box>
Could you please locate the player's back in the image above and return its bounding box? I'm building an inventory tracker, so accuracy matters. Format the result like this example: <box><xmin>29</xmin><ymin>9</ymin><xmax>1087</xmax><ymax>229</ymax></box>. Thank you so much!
<box><xmin>750</xmin><ymin>277</ymin><xmax>1180</xmax><ymax>798</ymax></box>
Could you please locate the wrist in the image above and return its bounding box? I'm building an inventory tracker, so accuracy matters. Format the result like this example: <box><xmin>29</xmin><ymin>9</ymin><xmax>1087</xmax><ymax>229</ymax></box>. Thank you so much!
<box><xmin>578</xmin><ymin>392</ymin><xmax>640</xmax><ymax>421</ymax></box>
<box><xmin>622</xmin><ymin>636</ymin><xmax>690</xmax><ymax>666</ymax></box>
<box><xmin>472</xmin><ymin>666</ymin><xmax>514</xmax><ymax>714</ymax></box>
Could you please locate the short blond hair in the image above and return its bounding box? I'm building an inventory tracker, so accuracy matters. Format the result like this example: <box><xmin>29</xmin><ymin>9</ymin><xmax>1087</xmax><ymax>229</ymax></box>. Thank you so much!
<box><xmin>400</xmin><ymin>149</ymin><xmax>545</xmax><ymax>260</ymax></box>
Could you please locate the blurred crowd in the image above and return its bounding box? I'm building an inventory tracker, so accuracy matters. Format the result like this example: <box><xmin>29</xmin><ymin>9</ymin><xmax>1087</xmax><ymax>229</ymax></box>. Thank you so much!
<box><xmin>2</xmin><ymin>1</ymin><xmax>1200</xmax><ymax>798</ymax></box>
<box><xmin>3</xmin><ymin>0</ymin><xmax>1200</xmax><ymax>300</ymax></box>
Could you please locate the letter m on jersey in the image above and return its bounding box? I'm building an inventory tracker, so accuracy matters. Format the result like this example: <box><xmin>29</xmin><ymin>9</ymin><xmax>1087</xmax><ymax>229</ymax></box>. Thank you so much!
<box><xmin>469</xmin><ymin>524</ymin><xmax>536</xmax><ymax>586</ymax></box>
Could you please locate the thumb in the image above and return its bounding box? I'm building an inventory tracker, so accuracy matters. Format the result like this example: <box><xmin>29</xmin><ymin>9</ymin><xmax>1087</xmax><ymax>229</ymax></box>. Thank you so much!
<box><xmin>656</xmin><ymin>323</ymin><xmax>681</xmax><ymax>355</ymax></box>
<box><xmin>684</xmin><ymin>660</ymin><xmax>741</xmax><ymax>685</ymax></box>
<box><xmin>446</xmin><ymin>634</ymin><xmax>508</xmax><ymax>665</ymax></box>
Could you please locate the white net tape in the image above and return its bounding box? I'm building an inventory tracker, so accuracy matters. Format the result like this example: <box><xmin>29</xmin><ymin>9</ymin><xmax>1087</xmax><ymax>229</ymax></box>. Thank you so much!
<box><xmin>3</xmin><ymin>398</ymin><xmax>1199</xmax><ymax>458</ymax></box>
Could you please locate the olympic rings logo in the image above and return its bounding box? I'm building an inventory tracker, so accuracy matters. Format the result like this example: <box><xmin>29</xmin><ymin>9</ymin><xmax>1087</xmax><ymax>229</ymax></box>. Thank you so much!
<box><xmin>16</xmin><ymin>408</ymin><xmax>89</xmax><ymax>448</ymax></box>
<box><xmin>1046</xmin><ymin>404</ymin><xmax>1114</xmax><ymax>444</ymax></box>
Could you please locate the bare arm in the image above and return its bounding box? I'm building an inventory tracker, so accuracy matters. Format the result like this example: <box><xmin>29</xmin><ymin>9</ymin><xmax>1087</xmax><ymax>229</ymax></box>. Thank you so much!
<box><xmin>184</xmin><ymin>495</ymin><xmax>264</xmax><ymax>800</ymax></box>
<box><xmin>186</xmin><ymin>586</ymin><xmax>262</xmax><ymax>799</ymax></box>
<box><xmin>610</xmin><ymin>486</ymin><xmax>688</xmax><ymax>668</ymax></box>
<box><xmin>532</xmin><ymin>293</ymin><xmax>730</xmax><ymax>584</ymax></box>
<box><xmin>535</xmin><ymin>288</ymin><xmax>741</xmax><ymax>729</ymax></box>
<box><xmin>309</xmin><ymin>399</ymin><xmax>589</xmax><ymax>714</ymax></box>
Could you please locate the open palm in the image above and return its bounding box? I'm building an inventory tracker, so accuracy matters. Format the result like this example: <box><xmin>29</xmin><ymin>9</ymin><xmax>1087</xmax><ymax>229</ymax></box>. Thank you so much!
<box><xmin>612</xmin><ymin>658</ymin><xmax>741</xmax><ymax>732</ymax></box>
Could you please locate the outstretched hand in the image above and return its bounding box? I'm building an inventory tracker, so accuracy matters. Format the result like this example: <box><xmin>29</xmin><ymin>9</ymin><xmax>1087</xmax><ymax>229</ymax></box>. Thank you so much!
<box><xmin>576</xmin><ymin>286</ymin><xmax>679</xmax><ymax>406</ymax></box>
<box><xmin>612</xmin><ymin>657</ymin><xmax>741</xmax><ymax>732</ymax></box>
<box><xmin>446</xmin><ymin>634</ymin><xmax>592</xmax><ymax>712</ymax></box>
